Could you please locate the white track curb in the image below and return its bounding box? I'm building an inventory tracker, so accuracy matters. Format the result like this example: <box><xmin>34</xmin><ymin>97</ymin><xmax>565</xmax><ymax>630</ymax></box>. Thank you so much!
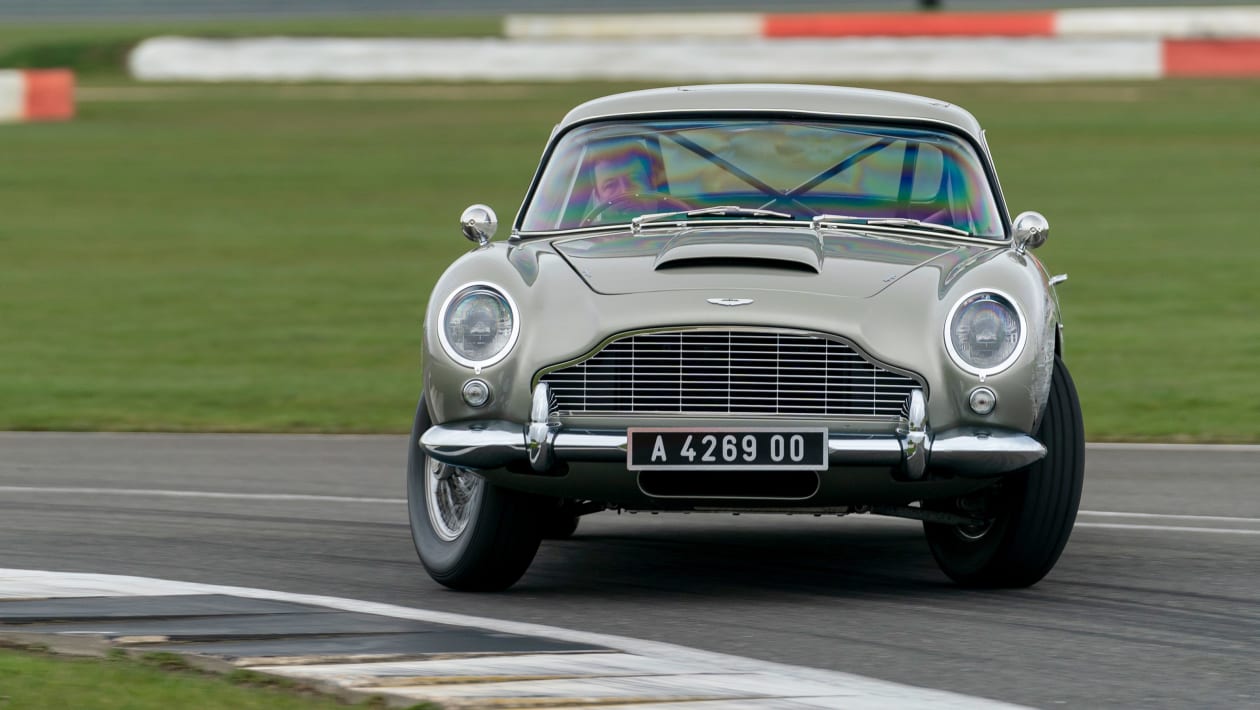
<box><xmin>0</xmin><ymin>568</ymin><xmax>1022</xmax><ymax>709</ymax></box>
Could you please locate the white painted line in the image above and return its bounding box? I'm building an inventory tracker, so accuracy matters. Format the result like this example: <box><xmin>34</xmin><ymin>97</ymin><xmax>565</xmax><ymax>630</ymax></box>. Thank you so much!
<box><xmin>0</xmin><ymin>430</ymin><xmax>401</xmax><ymax>443</ymax></box>
<box><xmin>129</xmin><ymin>36</ymin><xmax>1163</xmax><ymax>82</ymax></box>
<box><xmin>252</xmin><ymin>652</ymin><xmax>723</xmax><ymax>683</ymax></box>
<box><xmin>1086</xmin><ymin>441</ymin><xmax>1260</xmax><ymax>453</ymax></box>
<box><xmin>0</xmin><ymin>568</ymin><xmax>1022</xmax><ymax>709</ymax></box>
<box><xmin>5</xmin><ymin>486</ymin><xmax>1257</xmax><ymax>532</ymax></box>
<box><xmin>0</xmin><ymin>486</ymin><xmax>402</xmax><ymax>505</ymax></box>
<box><xmin>362</xmin><ymin>673</ymin><xmax>793</xmax><ymax>703</ymax></box>
<box><xmin>1075</xmin><ymin>523</ymin><xmax>1260</xmax><ymax>536</ymax></box>
<box><xmin>1078</xmin><ymin>511</ymin><xmax>1260</xmax><ymax>525</ymax></box>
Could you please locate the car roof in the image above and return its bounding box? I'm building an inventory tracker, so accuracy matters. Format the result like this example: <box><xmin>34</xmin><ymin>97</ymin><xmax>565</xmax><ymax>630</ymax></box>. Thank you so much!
<box><xmin>557</xmin><ymin>84</ymin><xmax>984</xmax><ymax>140</ymax></box>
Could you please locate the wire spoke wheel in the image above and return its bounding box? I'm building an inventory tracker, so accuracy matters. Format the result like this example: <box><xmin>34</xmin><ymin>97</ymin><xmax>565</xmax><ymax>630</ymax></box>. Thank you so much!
<box><xmin>425</xmin><ymin>459</ymin><xmax>484</xmax><ymax>542</ymax></box>
<box><xmin>407</xmin><ymin>396</ymin><xmax>545</xmax><ymax>591</ymax></box>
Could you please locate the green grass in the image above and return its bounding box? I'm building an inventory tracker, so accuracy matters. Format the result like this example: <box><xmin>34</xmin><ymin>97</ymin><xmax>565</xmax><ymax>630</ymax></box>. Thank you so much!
<box><xmin>0</xmin><ymin>646</ymin><xmax>412</xmax><ymax>710</ymax></box>
<box><xmin>0</xmin><ymin>17</ymin><xmax>499</xmax><ymax>77</ymax></box>
<box><xmin>0</xmin><ymin>79</ymin><xmax>1257</xmax><ymax>440</ymax></box>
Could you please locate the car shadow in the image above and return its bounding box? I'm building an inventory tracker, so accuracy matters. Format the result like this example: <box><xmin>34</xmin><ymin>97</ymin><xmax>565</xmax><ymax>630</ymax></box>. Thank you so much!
<box><xmin>514</xmin><ymin>514</ymin><xmax>960</xmax><ymax>599</ymax></box>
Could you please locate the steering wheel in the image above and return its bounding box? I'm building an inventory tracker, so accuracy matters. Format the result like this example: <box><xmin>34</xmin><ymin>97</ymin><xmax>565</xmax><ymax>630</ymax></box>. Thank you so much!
<box><xmin>580</xmin><ymin>192</ymin><xmax>692</xmax><ymax>227</ymax></box>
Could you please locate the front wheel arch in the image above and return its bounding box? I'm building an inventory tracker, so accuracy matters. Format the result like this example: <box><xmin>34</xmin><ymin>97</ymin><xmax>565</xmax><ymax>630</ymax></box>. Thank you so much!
<box><xmin>923</xmin><ymin>354</ymin><xmax>1085</xmax><ymax>587</ymax></box>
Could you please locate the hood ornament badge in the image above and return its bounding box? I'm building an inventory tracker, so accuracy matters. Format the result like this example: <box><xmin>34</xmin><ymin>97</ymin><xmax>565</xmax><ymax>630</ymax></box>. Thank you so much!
<box><xmin>707</xmin><ymin>298</ymin><xmax>755</xmax><ymax>307</ymax></box>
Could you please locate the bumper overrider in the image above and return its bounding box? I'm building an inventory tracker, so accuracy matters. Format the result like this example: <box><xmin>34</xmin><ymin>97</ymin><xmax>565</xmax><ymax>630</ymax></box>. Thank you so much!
<box><xmin>420</xmin><ymin>384</ymin><xmax>1046</xmax><ymax>481</ymax></box>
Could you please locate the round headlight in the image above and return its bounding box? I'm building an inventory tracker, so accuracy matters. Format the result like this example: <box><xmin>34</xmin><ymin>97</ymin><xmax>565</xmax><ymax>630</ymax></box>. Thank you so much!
<box><xmin>438</xmin><ymin>284</ymin><xmax>519</xmax><ymax>368</ymax></box>
<box><xmin>945</xmin><ymin>290</ymin><xmax>1026</xmax><ymax>375</ymax></box>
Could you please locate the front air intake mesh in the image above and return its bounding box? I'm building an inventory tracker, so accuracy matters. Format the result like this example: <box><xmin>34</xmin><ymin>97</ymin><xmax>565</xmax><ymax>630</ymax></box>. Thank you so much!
<box><xmin>539</xmin><ymin>329</ymin><xmax>921</xmax><ymax>417</ymax></box>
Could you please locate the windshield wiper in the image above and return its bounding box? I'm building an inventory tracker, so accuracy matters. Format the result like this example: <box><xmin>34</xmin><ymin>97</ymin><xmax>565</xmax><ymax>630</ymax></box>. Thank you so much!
<box><xmin>631</xmin><ymin>206</ymin><xmax>794</xmax><ymax>234</ymax></box>
<box><xmin>811</xmin><ymin>214</ymin><xmax>972</xmax><ymax>238</ymax></box>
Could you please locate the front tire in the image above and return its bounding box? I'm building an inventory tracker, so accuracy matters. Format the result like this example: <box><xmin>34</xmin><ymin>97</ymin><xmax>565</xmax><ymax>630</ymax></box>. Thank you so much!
<box><xmin>924</xmin><ymin>355</ymin><xmax>1085</xmax><ymax>587</ymax></box>
<box><xmin>407</xmin><ymin>397</ymin><xmax>542</xmax><ymax>591</ymax></box>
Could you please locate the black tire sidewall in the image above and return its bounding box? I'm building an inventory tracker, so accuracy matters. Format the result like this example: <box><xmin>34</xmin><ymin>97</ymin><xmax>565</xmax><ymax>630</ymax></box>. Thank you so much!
<box><xmin>407</xmin><ymin>398</ymin><xmax>475</xmax><ymax>576</ymax></box>
<box><xmin>405</xmin><ymin>397</ymin><xmax>542</xmax><ymax>589</ymax></box>
<box><xmin>925</xmin><ymin>355</ymin><xmax>1085</xmax><ymax>587</ymax></box>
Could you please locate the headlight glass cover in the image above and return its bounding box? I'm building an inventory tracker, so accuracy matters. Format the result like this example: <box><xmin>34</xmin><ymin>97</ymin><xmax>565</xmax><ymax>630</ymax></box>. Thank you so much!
<box><xmin>947</xmin><ymin>291</ymin><xmax>1024</xmax><ymax>374</ymax></box>
<box><xmin>440</xmin><ymin>285</ymin><xmax>517</xmax><ymax>366</ymax></box>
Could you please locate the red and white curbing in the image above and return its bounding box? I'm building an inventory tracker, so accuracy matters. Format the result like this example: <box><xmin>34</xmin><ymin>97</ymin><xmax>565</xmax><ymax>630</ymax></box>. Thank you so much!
<box><xmin>129</xmin><ymin>36</ymin><xmax>1260</xmax><ymax>82</ymax></box>
<box><xmin>505</xmin><ymin>7</ymin><xmax>1260</xmax><ymax>39</ymax></box>
<box><xmin>0</xmin><ymin>69</ymin><xmax>74</xmax><ymax>123</ymax></box>
<box><xmin>0</xmin><ymin>568</ymin><xmax>1023</xmax><ymax>709</ymax></box>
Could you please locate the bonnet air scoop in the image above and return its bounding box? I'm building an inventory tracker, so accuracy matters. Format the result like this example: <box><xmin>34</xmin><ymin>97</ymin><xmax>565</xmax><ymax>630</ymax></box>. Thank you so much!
<box><xmin>653</xmin><ymin>230</ymin><xmax>823</xmax><ymax>273</ymax></box>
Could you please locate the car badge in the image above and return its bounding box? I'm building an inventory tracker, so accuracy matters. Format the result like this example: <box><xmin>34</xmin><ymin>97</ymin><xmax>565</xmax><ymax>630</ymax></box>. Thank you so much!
<box><xmin>707</xmin><ymin>298</ymin><xmax>755</xmax><ymax>307</ymax></box>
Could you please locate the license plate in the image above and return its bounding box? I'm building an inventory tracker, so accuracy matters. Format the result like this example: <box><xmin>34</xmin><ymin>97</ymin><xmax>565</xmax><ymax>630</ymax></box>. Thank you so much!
<box><xmin>627</xmin><ymin>428</ymin><xmax>828</xmax><ymax>471</ymax></box>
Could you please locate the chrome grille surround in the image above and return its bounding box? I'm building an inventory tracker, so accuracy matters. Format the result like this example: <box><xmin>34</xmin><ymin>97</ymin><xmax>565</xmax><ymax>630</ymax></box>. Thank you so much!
<box><xmin>537</xmin><ymin>327</ymin><xmax>925</xmax><ymax>419</ymax></box>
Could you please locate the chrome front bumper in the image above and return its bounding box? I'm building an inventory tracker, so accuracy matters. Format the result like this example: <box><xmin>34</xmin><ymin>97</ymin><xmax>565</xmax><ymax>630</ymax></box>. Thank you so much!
<box><xmin>420</xmin><ymin>385</ymin><xmax>1047</xmax><ymax>480</ymax></box>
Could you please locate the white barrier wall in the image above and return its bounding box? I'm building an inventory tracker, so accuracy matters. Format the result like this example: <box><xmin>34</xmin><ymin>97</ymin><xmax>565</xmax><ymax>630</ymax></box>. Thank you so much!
<box><xmin>504</xmin><ymin>7</ymin><xmax>1260</xmax><ymax>39</ymax></box>
<box><xmin>504</xmin><ymin>13</ymin><xmax>760</xmax><ymax>39</ymax></box>
<box><xmin>0</xmin><ymin>71</ymin><xmax>22</xmax><ymax>121</ymax></box>
<box><xmin>130</xmin><ymin>36</ymin><xmax>1165</xmax><ymax>82</ymax></box>
<box><xmin>1055</xmin><ymin>8</ymin><xmax>1260</xmax><ymax>38</ymax></box>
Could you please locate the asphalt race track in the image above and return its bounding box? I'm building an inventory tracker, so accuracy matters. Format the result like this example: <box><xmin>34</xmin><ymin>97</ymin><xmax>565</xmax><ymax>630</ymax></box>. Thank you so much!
<box><xmin>1</xmin><ymin>433</ymin><xmax>1257</xmax><ymax>708</ymax></box>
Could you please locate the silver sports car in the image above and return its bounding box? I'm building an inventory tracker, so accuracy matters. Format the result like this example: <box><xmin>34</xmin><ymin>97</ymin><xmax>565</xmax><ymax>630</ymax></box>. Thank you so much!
<box><xmin>410</xmin><ymin>84</ymin><xmax>1084</xmax><ymax>591</ymax></box>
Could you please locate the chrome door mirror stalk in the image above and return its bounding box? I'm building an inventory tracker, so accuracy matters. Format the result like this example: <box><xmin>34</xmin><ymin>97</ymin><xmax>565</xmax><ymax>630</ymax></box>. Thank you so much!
<box><xmin>1011</xmin><ymin>211</ymin><xmax>1049</xmax><ymax>253</ymax></box>
<box><xmin>460</xmin><ymin>204</ymin><xmax>498</xmax><ymax>246</ymax></box>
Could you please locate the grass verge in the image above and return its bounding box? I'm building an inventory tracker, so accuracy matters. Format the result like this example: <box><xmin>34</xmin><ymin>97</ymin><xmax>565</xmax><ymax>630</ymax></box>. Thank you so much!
<box><xmin>0</xmin><ymin>644</ymin><xmax>436</xmax><ymax>709</ymax></box>
<box><xmin>0</xmin><ymin>79</ymin><xmax>1257</xmax><ymax>440</ymax></box>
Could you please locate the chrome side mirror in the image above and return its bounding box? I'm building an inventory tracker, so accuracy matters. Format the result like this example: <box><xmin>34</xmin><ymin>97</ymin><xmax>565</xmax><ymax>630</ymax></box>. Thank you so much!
<box><xmin>1012</xmin><ymin>211</ymin><xmax>1049</xmax><ymax>253</ymax></box>
<box><xmin>460</xmin><ymin>204</ymin><xmax>497</xmax><ymax>246</ymax></box>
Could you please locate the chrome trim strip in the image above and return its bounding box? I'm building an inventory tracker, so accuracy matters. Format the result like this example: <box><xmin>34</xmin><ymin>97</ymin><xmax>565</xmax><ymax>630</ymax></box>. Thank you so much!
<box><xmin>527</xmin><ymin>383</ymin><xmax>560</xmax><ymax>472</ymax></box>
<box><xmin>931</xmin><ymin>428</ymin><xmax>1047</xmax><ymax>476</ymax></box>
<box><xmin>419</xmin><ymin>418</ymin><xmax>1045</xmax><ymax>478</ymax></box>
<box><xmin>518</xmin><ymin>221</ymin><xmax>1007</xmax><ymax>247</ymax></box>
<box><xmin>419</xmin><ymin>421</ymin><xmax>526</xmax><ymax>470</ymax></box>
<box><xmin>899</xmin><ymin>390</ymin><xmax>929</xmax><ymax>480</ymax></box>
<box><xmin>555</xmin><ymin>413</ymin><xmax>905</xmax><ymax>424</ymax></box>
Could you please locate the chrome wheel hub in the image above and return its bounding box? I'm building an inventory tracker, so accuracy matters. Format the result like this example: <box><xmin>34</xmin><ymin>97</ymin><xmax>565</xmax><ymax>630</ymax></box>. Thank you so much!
<box><xmin>425</xmin><ymin>457</ymin><xmax>484</xmax><ymax>542</ymax></box>
<box><xmin>955</xmin><ymin>518</ymin><xmax>996</xmax><ymax>541</ymax></box>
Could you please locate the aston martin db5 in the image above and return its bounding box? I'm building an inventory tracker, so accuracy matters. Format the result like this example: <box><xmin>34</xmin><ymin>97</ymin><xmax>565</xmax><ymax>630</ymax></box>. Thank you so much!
<box><xmin>408</xmin><ymin>85</ymin><xmax>1084</xmax><ymax>591</ymax></box>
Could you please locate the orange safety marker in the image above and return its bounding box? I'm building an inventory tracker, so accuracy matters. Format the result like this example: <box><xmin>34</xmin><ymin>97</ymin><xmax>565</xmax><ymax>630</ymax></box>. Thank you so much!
<box><xmin>1163</xmin><ymin>39</ymin><xmax>1260</xmax><ymax>77</ymax></box>
<box><xmin>0</xmin><ymin>69</ymin><xmax>74</xmax><ymax>123</ymax></box>
<box><xmin>763</xmin><ymin>12</ymin><xmax>1056</xmax><ymax>38</ymax></box>
<box><xmin>23</xmin><ymin>69</ymin><xmax>75</xmax><ymax>120</ymax></box>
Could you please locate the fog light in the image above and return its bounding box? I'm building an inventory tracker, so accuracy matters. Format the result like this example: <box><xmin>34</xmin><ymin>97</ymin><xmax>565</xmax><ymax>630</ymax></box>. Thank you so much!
<box><xmin>462</xmin><ymin>379</ymin><xmax>491</xmax><ymax>407</ymax></box>
<box><xmin>969</xmin><ymin>387</ymin><xmax>996</xmax><ymax>415</ymax></box>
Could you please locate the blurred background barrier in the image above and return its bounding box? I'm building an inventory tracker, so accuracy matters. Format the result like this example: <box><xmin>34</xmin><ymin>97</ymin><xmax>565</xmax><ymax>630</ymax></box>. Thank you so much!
<box><xmin>505</xmin><ymin>7</ymin><xmax>1260</xmax><ymax>39</ymax></box>
<box><xmin>0</xmin><ymin>1</ymin><xmax>1254</xmax><ymax>21</ymax></box>
<box><xmin>129</xmin><ymin>36</ymin><xmax>1175</xmax><ymax>82</ymax></box>
<box><xmin>0</xmin><ymin>69</ymin><xmax>73</xmax><ymax>122</ymax></box>
<box><xmin>121</xmin><ymin>6</ymin><xmax>1260</xmax><ymax>82</ymax></box>
<box><xmin>128</xmin><ymin>35</ymin><xmax>1260</xmax><ymax>82</ymax></box>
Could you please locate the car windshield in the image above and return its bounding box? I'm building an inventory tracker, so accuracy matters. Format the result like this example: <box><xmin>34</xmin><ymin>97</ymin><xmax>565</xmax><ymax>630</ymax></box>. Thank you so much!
<box><xmin>518</xmin><ymin>118</ymin><xmax>1005</xmax><ymax>239</ymax></box>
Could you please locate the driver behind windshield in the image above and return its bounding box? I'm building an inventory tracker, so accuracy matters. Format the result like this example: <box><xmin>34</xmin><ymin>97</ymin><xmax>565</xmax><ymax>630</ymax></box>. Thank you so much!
<box><xmin>591</xmin><ymin>143</ymin><xmax>655</xmax><ymax>205</ymax></box>
<box><xmin>580</xmin><ymin>139</ymin><xmax>692</xmax><ymax>226</ymax></box>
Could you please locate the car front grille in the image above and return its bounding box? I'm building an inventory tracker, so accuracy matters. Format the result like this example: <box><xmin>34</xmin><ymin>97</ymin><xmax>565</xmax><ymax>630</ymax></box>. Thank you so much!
<box><xmin>539</xmin><ymin>329</ymin><xmax>922</xmax><ymax>417</ymax></box>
